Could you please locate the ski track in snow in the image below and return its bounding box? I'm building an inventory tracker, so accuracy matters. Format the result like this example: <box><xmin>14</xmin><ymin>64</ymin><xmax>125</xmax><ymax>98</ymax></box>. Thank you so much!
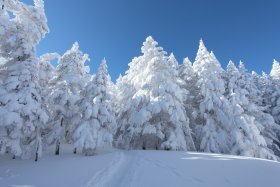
<box><xmin>86</xmin><ymin>151</ymin><xmax>189</xmax><ymax>187</ymax></box>
<box><xmin>85</xmin><ymin>151</ymin><xmax>124</xmax><ymax>187</ymax></box>
<box><xmin>85</xmin><ymin>151</ymin><xmax>141</xmax><ymax>187</ymax></box>
<box><xmin>1</xmin><ymin>150</ymin><xmax>280</xmax><ymax>187</ymax></box>
<box><xmin>142</xmin><ymin>155</ymin><xmax>193</xmax><ymax>184</ymax></box>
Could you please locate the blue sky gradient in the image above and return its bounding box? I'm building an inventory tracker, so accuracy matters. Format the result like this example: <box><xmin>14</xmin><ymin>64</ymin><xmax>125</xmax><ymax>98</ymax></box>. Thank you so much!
<box><xmin>23</xmin><ymin>0</ymin><xmax>280</xmax><ymax>81</ymax></box>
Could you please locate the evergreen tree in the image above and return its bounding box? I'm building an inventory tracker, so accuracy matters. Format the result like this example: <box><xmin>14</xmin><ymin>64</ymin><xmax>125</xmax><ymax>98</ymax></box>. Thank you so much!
<box><xmin>270</xmin><ymin>59</ymin><xmax>280</xmax><ymax>79</ymax></box>
<box><xmin>38</xmin><ymin>53</ymin><xmax>60</xmax><ymax>112</ymax></box>
<box><xmin>0</xmin><ymin>0</ymin><xmax>49</xmax><ymax>161</ymax></box>
<box><xmin>178</xmin><ymin>57</ymin><xmax>200</xmax><ymax>148</ymax></box>
<box><xmin>238</xmin><ymin>62</ymin><xmax>280</xmax><ymax>158</ymax></box>
<box><xmin>266</xmin><ymin>60</ymin><xmax>280</xmax><ymax>156</ymax></box>
<box><xmin>168</xmin><ymin>52</ymin><xmax>178</xmax><ymax>69</ymax></box>
<box><xmin>73</xmin><ymin>59</ymin><xmax>116</xmax><ymax>155</ymax></box>
<box><xmin>116</xmin><ymin>36</ymin><xmax>195</xmax><ymax>151</ymax></box>
<box><xmin>193</xmin><ymin>39</ymin><xmax>232</xmax><ymax>154</ymax></box>
<box><xmin>48</xmin><ymin>42</ymin><xmax>89</xmax><ymax>155</ymax></box>
<box><xmin>270</xmin><ymin>84</ymin><xmax>280</xmax><ymax>126</ymax></box>
<box><xmin>37</xmin><ymin>53</ymin><xmax>60</xmax><ymax>147</ymax></box>
<box><xmin>269</xmin><ymin>60</ymin><xmax>280</xmax><ymax>125</ymax></box>
<box><xmin>225</xmin><ymin>61</ymin><xmax>276</xmax><ymax>159</ymax></box>
<box><xmin>38</xmin><ymin>53</ymin><xmax>60</xmax><ymax>96</ymax></box>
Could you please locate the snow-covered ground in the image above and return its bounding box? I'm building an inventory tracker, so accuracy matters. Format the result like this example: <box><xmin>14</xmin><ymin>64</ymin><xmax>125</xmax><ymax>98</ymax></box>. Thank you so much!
<box><xmin>1</xmin><ymin>146</ymin><xmax>280</xmax><ymax>187</ymax></box>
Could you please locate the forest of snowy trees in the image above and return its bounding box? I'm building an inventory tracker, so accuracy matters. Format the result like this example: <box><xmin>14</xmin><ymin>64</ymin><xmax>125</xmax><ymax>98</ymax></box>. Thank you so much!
<box><xmin>1</xmin><ymin>0</ymin><xmax>280</xmax><ymax>161</ymax></box>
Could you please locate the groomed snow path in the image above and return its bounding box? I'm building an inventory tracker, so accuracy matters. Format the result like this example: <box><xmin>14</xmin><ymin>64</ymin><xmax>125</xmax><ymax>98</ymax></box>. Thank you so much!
<box><xmin>1</xmin><ymin>149</ymin><xmax>280</xmax><ymax>187</ymax></box>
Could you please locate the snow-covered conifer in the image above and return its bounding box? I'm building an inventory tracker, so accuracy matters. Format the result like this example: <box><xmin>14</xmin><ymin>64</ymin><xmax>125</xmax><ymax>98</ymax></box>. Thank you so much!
<box><xmin>48</xmin><ymin>42</ymin><xmax>89</xmax><ymax>155</ymax></box>
<box><xmin>38</xmin><ymin>53</ymin><xmax>60</xmax><ymax>92</ymax></box>
<box><xmin>178</xmin><ymin>57</ymin><xmax>200</xmax><ymax>148</ymax></box>
<box><xmin>0</xmin><ymin>0</ymin><xmax>49</xmax><ymax>161</ymax></box>
<box><xmin>168</xmin><ymin>52</ymin><xmax>178</xmax><ymax>69</ymax></box>
<box><xmin>225</xmin><ymin>61</ymin><xmax>276</xmax><ymax>159</ymax></box>
<box><xmin>270</xmin><ymin>86</ymin><xmax>280</xmax><ymax>126</ymax></box>
<box><xmin>38</xmin><ymin>53</ymin><xmax>60</xmax><ymax>110</ymax></box>
<box><xmin>270</xmin><ymin>59</ymin><xmax>280</xmax><ymax>79</ymax></box>
<box><xmin>237</xmin><ymin>63</ymin><xmax>280</xmax><ymax>159</ymax></box>
<box><xmin>116</xmin><ymin>36</ymin><xmax>195</xmax><ymax>151</ymax></box>
<box><xmin>73</xmin><ymin>59</ymin><xmax>116</xmax><ymax>155</ymax></box>
<box><xmin>192</xmin><ymin>39</ymin><xmax>232</xmax><ymax>154</ymax></box>
<box><xmin>268</xmin><ymin>60</ymin><xmax>280</xmax><ymax>127</ymax></box>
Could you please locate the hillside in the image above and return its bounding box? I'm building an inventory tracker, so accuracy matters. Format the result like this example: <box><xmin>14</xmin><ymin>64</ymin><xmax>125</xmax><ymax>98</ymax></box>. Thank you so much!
<box><xmin>1</xmin><ymin>147</ymin><xmax>280</xmax><ymax>187</ymax></box>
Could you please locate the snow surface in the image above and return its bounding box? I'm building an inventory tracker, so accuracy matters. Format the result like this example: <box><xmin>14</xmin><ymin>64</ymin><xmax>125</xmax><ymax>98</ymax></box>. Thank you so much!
<box><xmin>1</xmin><ymin>145</ymin><xmax>280</xmax><ymax>187</ymax></box>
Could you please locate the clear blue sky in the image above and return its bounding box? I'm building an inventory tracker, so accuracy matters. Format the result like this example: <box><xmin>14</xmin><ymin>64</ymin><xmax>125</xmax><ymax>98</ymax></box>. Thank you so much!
<box><xmin>24</xmin><ymin>0</ymin><xmax>280</xmax><ymax>81</ymax></box>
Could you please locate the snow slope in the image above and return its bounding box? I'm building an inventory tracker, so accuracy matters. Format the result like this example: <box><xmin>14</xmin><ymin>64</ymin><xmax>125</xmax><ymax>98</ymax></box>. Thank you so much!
<box><xmin>1</xmin><ymin>147</ymin><xmax>280</xmax><ymax>187</ymax></box>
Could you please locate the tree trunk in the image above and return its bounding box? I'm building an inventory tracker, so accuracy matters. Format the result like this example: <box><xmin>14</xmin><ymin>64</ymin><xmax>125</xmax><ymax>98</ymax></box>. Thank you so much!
<box><xmin>35</xmin><ymin>151</ymin><xmax>38</xmax><ymax>162</ymax></box>
<box><xmin>55</xmin><ymin>117</ymin><xmax>63</xmax><ymax>155</ymax></box>
<box><xmin>55</xmin><ymin>139</ymin><xmax>60</xmax><ymax>155</ymax></box>
<box><xmin>35</xmin><ymin>127</ymin><xmax>42</xmax><ymax>162</ymax></box>
<box><xmin>35</xmin><ymin>141</ymin><xmax>39</xmax><ymax>162</ymax></box>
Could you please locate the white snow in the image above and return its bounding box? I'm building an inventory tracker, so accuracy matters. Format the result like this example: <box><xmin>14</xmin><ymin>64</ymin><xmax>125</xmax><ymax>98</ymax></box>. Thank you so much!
<box><xmin>1</xmin><ymin>146</ymin><xmax>280</xmax><ymax>187</ymax></box>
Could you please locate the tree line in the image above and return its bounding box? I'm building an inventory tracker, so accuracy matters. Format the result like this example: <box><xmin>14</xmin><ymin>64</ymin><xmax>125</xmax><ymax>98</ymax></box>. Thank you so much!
<box><xmin>0</xmin><ymin>0</ymin><xmax>280</xmax><ymax>161</ymax></box>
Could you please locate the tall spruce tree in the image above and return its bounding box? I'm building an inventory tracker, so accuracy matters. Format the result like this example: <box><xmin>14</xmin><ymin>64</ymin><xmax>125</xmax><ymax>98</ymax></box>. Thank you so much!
<box><xmin>116</xmin><ymin>36</ymin><xmax>195</xmax><ymax>151</ymax></box>
<box><xmin>270</xmin><ymin>60</ymin><xmax>280</xmax><ymax>79</ymax></box>
<box><xmin>48</xmin><ymin>42</ymin><xmax>89</xmax><ymax>155</ymax></box>
<box><xmin>178</xmin><ymin>57</ymin><xmax>200</xmax><ymax>149</ymax></box>
<box><xmin>225</xmin><ymin>61</ymin><xmax>276</xmax><ymax>159</ymax></box>
<box><xmin>269</xmin><ymin>60</ymin><xmax>280</xmax><ymax>126</ymax></box>
<box><xmin>0</xmin><ymin>0</ymin><xmax>49</xmax><ymax>161</ymax></box>
<box><xmin>238</xmin><ymin>62</ymin><xmax>280</xmax><ymax>158</ymax></box>
<box><xmin>73</xmin><ymin>59</ymin><xmax>117</xmax><ymax>155</ymax></box>
<box><xmin>192</xmin><ymin>39</ymin><xmax>232</xmax><ymax>154</ymax></box>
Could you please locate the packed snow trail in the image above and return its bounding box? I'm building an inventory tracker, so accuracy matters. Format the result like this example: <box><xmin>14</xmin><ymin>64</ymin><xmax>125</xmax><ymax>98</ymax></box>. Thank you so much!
<box><xmin>83</xmin><ymin>150</ymin><xmax>280</xmax><ymax>187</ymax></box>
<box><xmin>86</xmin><ymin>151</ymin><xmax>142</xmax><ymax>187</ymax></box>
<box><xmin>1</xmin><ymin>148</ymin><xmax>280</xmax><ymax>187</ymax></box>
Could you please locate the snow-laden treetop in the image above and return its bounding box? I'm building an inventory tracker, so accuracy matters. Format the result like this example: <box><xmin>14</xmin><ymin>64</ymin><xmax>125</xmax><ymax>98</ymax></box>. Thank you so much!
<box><xmin>270</xmin><ymin>59</ymin><xmax>280</xmax><ymax>79</ymax></box>
<box><xmin>141</xmin><ymin>36</ymin><xmax>167</xmax><ymax>58</ymax></box>
<box><xmin>56</xmin><ymin>42</ymin><xmax>90</xmax><ymax>82</ymax></box>
<box><xmin>1</xmin><ymin>0</ymin><xmax>49</xmax><ymax>57</ymax></box>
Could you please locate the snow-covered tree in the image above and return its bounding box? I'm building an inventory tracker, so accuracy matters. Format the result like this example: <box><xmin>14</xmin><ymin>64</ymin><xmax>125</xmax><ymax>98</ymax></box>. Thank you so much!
<box><xmin>73</xmin><ymin>59</ymin><xmax>116</xmax><ymax>155</ymax></box>
<box><xmin>116</xmin><ymin>36</ymin><xmax>195</xmax><ymax>151</ymax></box>
<box><xmin>192</xmin><ymin>39</ymin><xmax>233</xmax><ymax>154</ymax></box>
<box><xmin>37</xmin><ymin>53</ymin><xmax>60</xmax><ymax>146</ymax></box>
<box><xmin>168</xmin><ymin>52</ymin><xmax>178</xmax><ymax>69</ymax></box>
<box><xmin>270</xmin><ymin>88</ymin><xmax>280</xmax><ymax>126</ymax></box>
<box><xmin>261</xmin><ymin>60</ymin><xmax>280</xmax><ymax>156</ymax></box>
<box><xmin>48</xmin><ymin>42</ymin><xmax>89</xmax><ymax>155</ymax></box>
<box><xmin>179</xmin><ymin>57</ymin><xmax>196</xmax><ymax>85</ymax></box>
<box><xmin>38</xmin><ymin>53</ymin><xmax>60</xmax><ymax>110</ymax></box>
<box><xmin>237</xmin><ymin>63</ymin><xmax>280</xmax><ymax>158</ymax></box>
<box><xmin>38</xmin><ymin>53</ymin><xmax>60</xmax><ymax>93</ymax></box>
<box><xmin>270</xmin><ymin>59</ymin><xmax>280</xmax><ymax>79</ymax></box>
<box><xmin>0</xmin><ymin>0</ymin><xmax>49</xmax><ymax>161</ymax></box>
<box><xmin>225</xmin><ymin>61</ymin><xmax>276</xmax><ymax>159</ymax></box>
<box><xmin>268</xmin><ymin>60</ymin><xmax>280</xmax><ymax>126</ymax></box>
<box><xmin>178</xmin><ymin>57</ymin><xmax>200</xmax><ymax>148</ymax></box>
